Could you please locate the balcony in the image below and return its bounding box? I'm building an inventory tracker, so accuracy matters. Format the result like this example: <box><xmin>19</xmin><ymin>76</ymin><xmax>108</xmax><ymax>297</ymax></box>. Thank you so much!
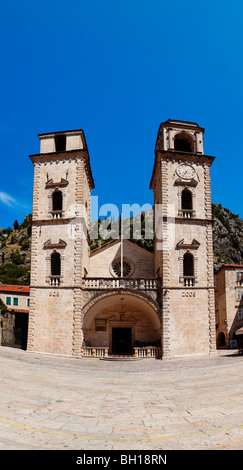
<box><xmin>82</xmin><ymin>277</ymin><xmax>160</xmax><ymax>291</ymax></box>
<box><xmin>183</xmin><ymin>276</ymin><xmax>195</xmax><ymax>287</ymax></box>
<box><xmin>182</xmin><ymin>209</ymin><xmax>194</xmax><ymax>218</ymax></box>
<box><xmin>50</xmin><ymin>276</ymin><xmax>61</xmax><ymax>287</ymax></box>
<box><xmin>51</xmin><ymin>210</ymin><xmax>63</xmax><ymax>219</ymax></box>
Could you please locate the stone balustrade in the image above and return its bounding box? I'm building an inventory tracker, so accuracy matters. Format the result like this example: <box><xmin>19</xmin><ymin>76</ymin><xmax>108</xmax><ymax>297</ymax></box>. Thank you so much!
<box><xmin>183</xmin><ymin>276</ymin><xmax>195</xmax><ymax>287</ymax></box>
<box><xmin>81</xmin><ymin>347</ymin><xmax>109</xmax><ymax>358</ymax></box>
<box><xmin>50</xmin><ymin>276</ymin><xmax>61</xmax><ymax>287</ymax></box>
<box><xmin>81</xmin><ymin>346</ymin><xmax>161</xmax><ymax>359</ymax></box>
<box><xmin>83</xmin><ymin>277</ymin><xmax>159</xmax><ymax>291</ymax></box>
<box><xmin>134</xmin><ymin>346</ymin><xmax>162</xmax><ymax>358</ymax></box>
<box><xmin>181</xmin><ymin>210</ymin><xmax>197</xmax><ymax>219</ymax></box>
<box><xmin>51</xmin><ymin>210</ymin><xmax>63</xmax><ymax>219</ymax></box>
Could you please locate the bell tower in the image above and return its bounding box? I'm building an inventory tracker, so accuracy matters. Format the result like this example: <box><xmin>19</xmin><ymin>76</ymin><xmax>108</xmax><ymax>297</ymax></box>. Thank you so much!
<box><xmin>150</xmin><ymin>119</ymin><xmax>216</xmax><ymax>357</ymax></box>
<box><xmin>27</xmin><ymin>129</ymin><xmax>94</xmax><ymax>356</ymax></box>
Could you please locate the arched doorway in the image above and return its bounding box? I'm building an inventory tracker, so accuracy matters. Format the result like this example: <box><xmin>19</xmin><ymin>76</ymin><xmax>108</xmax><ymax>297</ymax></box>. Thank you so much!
<box><xmin>82</xmin><ymin>291</ymin><xmax>162</xmax><ymax>356</ymax></box>
<box><xmin>217</xmin><ymin>331</ymin><xmax>226</xmax><ymax>348</ymax></box>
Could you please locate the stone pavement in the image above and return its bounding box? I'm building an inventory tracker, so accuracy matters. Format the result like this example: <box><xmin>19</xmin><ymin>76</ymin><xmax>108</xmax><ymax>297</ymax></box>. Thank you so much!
<box><xmin>0</xmin><ymin>346</ymin><xmax>243</xmax><ymax>450</ymax></box>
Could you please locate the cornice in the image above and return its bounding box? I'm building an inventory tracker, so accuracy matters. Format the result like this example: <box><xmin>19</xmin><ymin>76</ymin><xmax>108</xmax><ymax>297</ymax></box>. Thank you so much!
<box><xmin>156</xmin><ymin>149</ymin><xmax>215</xmax><ymax>162</ymax></box>
<box><xmin>29</xmin><ymin>149</ymin><xmax>95</xmax><ymax>189</ymax></box>
<box><xmin>45</xmin><ymin>178</ymin><xmax>69</xmax><ymax>189</ymax></box>
<box><xmin>150</xmin><ymin>150</ymin><xmax>215</xmax><ymax>189</ymax></box>
<box><xmin>43</xmin><ymin>239</ymin><xmax>67</xmax><ymax>249</ymax></box>
<box><xmin>153</xmin><ymin>216</ymin><xmax>213</xmax><ymax>225</ymax></box>
<box><xmin>29</xmin><ymin>148</ymin><xmax>87</xmax><ymax>161</ymax></box>
<box><xmin>32</xmin><ymin>218</ymin><xmax>74</xmax><ymax>225</ymax></box>
<box><xmin>174</xmin><ymin>177</ymin><xmax>198</xmax><ymax>187</ymax></box>
<box><xmin>174</xmin><ymin>217</ymin><xmax>213</xmax><ymax>225</ymax></box>
<box><xmin>161</xmin><ymin>286</ymin><xmax>215</xmax><ymax>290</ymax></box>
<box><xmin>158</xmin><ymin>120</ymin><xmax>205</xmax><ymax>132</ymax></box>
<box><xmin>176</xmin><ymin>239</ymin><xmax>200</xmax><ymax>250</ymax></box>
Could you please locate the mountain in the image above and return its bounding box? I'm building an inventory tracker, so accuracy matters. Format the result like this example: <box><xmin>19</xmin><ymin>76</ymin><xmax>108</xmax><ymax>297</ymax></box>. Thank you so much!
<box><xmin>90</xmin><ymin>209</ymin><xmax>154</xmax><ymax>253</ymax></box>
<box><xmin>212</xmin><ymin>203</ymin><xmax>243</xmax><ymax>271</ymax></box>
<box><xmin>0</xmin><ymin>205</ymin><xmax>242</xmax><ymax>285</ymax></box>
<box><xmin>0</xmin><ymin>216</ymin><xmax>32</xmax><ymax>285</ymax></box>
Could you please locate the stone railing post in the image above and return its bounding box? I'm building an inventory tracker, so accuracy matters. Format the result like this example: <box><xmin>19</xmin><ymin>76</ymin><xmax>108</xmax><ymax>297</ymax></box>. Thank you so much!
<box><xmin>92</xmin><ymin>348</ymin><xmax>96</xmax><ymax>357</ymax></box>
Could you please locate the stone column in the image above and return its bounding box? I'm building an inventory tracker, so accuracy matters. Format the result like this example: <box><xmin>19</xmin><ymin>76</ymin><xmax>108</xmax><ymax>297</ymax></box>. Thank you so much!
<box><xmin>168</xmin><ymin>128</ymin><xmax>173</xmax><ymax>150</ymax></box>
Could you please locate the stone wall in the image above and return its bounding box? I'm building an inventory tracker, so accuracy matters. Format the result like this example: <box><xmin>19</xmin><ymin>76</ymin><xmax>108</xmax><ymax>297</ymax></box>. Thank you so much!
<box><xmin>168</xmin><ymin>289</ymin><xmax>212</xmax><ymax>356</ymax></box>
<box><xmin>89</xmin><ymin>240</ymin><xmax>154</xmax><ymax>278</ymax></box>
<box><xmin>0</xmin><ymin>311</ymin><xmax>28</xmax><ymax>349</ymax></box>
<box><xmin>0</xmin><ymin>311</ymin><xmax>15</xmax><ymax>346</ymax></box>
<box><xmin>28</xmin><ymin>288</ymin><xmax>74</xmax><ymax>355</ymax></box>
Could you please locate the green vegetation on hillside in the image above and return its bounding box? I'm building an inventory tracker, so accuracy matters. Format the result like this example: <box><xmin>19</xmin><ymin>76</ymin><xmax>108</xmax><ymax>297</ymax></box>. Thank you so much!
<box><xmin>212</xmin><ymin>203</ymin><xmax>243</xmax><ymax>271</ymax></box>
<box><xmin>90</xmin><ymin>211</ymin><xmax>154</xmax><ymax>253</ymax></box>
<box><xmin>0</xmin><ymin>204</ymin><xmax>242</xmax><ymax>285</ymax></box>
<box><xmin>0</xmin><ymin>215</ymin><xmax>31</xmax><ymax>285</ymax></box>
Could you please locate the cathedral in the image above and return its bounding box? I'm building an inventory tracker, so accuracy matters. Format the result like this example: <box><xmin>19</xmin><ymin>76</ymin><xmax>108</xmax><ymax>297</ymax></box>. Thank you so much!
<box><xmin>27</xmin><ymin>119</ymin><xmax>217</xmax><ymax>359</ymax></box>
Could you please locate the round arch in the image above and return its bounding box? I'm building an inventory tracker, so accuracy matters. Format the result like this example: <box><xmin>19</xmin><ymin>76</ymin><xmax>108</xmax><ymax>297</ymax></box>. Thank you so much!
<box><xmin>82</xmin><ymin>290</ymin><xmax>162</xmax><ymax>331</ymax></box>
<box><xmin>174</xmin><ymin>131</ymin><xmax>194</xmax><ymax>152</ymax></box>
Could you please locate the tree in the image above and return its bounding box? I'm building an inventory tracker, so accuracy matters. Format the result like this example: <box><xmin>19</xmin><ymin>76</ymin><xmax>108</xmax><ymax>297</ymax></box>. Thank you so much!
<box><xmin>13</xmin><ymin>220</ymin><xmax>19</xmax><ymax>230</ymax></box>
<box><xmin>10</xmin><ymin>251</ymin><xmax>24</xmax><ymax>265</ymax></box>
<box><xmin>0</xmin><ymin>298</ymin><xmax>7</xmax><ymax>314</ymax></box>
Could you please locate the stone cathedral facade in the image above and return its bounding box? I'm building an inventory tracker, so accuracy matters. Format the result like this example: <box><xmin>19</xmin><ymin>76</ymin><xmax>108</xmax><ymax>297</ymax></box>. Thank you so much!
<box><xmin>27</xmin><ymin>119</ymin><xmax>217</xmax><ymax>359</ymax></box>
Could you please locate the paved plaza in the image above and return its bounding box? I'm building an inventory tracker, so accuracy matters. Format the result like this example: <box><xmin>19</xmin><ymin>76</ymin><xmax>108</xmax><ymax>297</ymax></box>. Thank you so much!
<box><xmin>0</xmin><ymin>346</ymin><xmax>243</xmax><ymax>450</ymax></box>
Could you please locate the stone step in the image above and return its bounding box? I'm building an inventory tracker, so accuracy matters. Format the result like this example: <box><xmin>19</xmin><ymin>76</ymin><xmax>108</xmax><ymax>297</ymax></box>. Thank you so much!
<box><xmin>99</xmin><ymin>355</ymin><xmax>142</xmax><ymax>361</ymax></box>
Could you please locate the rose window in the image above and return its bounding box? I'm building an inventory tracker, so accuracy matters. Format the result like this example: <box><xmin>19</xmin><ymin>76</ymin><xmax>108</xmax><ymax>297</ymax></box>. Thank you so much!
<box><xmin>112</xmin><ymin>259</ymin><xmax>132</xmax><ymax>278</ymax></box>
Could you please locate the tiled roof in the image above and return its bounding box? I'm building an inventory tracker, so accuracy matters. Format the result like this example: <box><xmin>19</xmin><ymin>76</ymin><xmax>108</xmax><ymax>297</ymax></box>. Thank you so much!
<box><xmin>224</xmin><ymin>264</ymin><xmax>243</xmax><ymax>268</ymax></box>
<box><xmin>216</xmin><ymin>264</ymin><xmax>243</xmax><ymax>273</ymax></box>
<box><xmin>0</xmin><ymin>284</ymin><xmax>30</xmax><ymax>294</ymax></box>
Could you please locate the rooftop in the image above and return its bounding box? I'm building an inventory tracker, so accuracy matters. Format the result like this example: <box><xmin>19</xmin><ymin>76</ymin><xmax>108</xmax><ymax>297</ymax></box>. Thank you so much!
<box><xmin>0</xmin><ymin>285</ymin><xmax>30</xmax><ymax>294</ymax></box>
<box><xmin>216</xmin><ymin>264</ymin><xmax>243</xmax><ymax>273</ymax></box>
<box><xmin>38</xmin><ymin>128</ymin><xmax>84</xmax><ymax>137</ymax></box>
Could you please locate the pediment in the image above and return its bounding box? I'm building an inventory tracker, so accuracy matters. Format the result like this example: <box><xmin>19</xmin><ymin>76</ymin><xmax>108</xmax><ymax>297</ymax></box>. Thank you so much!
<box><xmin>176</xmin><ymin>238</ymin><xmax>200</xmax><ymax>249</ymax></box>
<box><xmin>174</xmin><ymin>177</ymin><xmax>198</xmax><ymax>186</ymax></box>
<box><xmin>43</xmin><ymin>239</ymin><xmax>67</xmax><ymax>249</ymax></box>
<box><xmin>45</xmin><ymin>178</ymin><xmax>69</xmax><ymax>188</ymax></box>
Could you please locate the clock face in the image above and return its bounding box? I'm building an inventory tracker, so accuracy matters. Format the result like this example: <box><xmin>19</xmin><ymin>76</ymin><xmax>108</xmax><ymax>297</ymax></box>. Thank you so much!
<box><xmin>177</xmin><ymin>164</ymin><xmax>195</xmax><ymax>179</ymax></box>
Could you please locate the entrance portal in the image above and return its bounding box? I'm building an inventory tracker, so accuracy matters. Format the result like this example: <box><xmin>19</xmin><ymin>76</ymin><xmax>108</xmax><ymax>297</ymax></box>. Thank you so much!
<box><xmin>112</xmin><ymin>328</ymin><xmax>132</xmax><ymax>355</ymax></box>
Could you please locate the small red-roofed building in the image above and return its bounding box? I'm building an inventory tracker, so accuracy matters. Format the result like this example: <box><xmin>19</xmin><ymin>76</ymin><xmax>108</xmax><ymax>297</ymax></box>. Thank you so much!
<box><xmin>0</xmin><ymin>284</ymin><xmax>29</xmax><ymax>349</ymax></box>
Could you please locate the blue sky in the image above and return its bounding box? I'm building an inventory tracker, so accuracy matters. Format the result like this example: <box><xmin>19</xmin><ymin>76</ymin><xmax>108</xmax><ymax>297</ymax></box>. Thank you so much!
<box><xmin>0</xmin><ymin>0</ymin><xmax>242</xmax><ymax>228</ymax></box>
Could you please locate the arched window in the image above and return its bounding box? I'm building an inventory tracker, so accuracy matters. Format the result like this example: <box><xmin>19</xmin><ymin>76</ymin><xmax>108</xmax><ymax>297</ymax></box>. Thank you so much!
<box><xmin>182</xmin><ymin>189</ymin><xmax>192</xmax><ymax>210</ymax></box>
<box><xmin>183</xmin><ymin>252</ymin><xmax>194</xmax><ymax>286</ymax></box>
<box><xmin>174</xmin><ymin>133</ymin><xmax>193</xmax><ymax>152</ymax></box>
<box><xmin>51</xmin><ymin>252</ymin><xmax>61</xmax><ymax>276</ymax></box>
<box><xmin>183</xmin><ymin>253</ymin><xmax>194</xmax><ymax>276</ymax></box>
<box><xmin>52</xmin><ymin>190</ymin><xmax>63</xmax><ymax>212</ymax></box>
